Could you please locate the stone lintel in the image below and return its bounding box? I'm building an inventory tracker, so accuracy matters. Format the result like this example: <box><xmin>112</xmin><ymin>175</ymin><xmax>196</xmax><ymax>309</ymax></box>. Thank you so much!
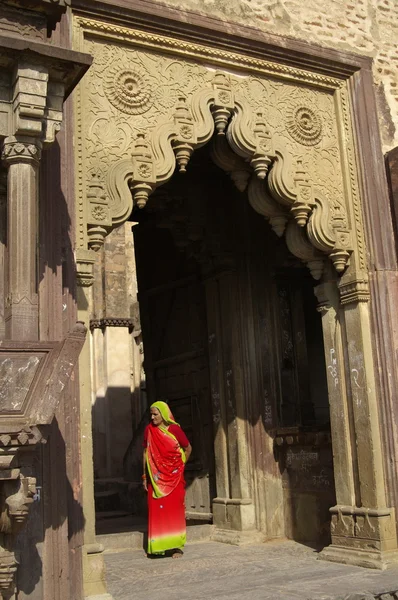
<box><xmin>0</xmin><ymin>33</ymin><xmax>91</xmax><ymax>99</ymax></box>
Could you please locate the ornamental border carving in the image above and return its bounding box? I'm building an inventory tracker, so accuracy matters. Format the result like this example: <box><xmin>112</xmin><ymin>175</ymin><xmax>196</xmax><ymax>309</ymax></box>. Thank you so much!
<box><xmin>90</xmin><ymin>318</ymin><xmax>135</xmax><ymax>332</ymax></box>
<box><xmin>74</xmin><ymin>17</ymin><xmax>343</xmax><ymax>91</ymax></box>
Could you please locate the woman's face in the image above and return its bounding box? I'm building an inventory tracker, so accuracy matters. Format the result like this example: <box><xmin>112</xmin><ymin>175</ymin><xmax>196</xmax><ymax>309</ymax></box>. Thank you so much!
<box><xmin>150</xmin><ymin>407</ymin><xmax>163</xmax><ymax>427</ymax></box>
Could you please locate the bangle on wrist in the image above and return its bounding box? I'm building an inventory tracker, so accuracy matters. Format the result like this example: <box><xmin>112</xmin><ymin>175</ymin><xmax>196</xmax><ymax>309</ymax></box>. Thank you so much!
<box><xmin>142</xmin><ymin>474</ymin><xmax>147</xmax><ymax>480</ymax></box>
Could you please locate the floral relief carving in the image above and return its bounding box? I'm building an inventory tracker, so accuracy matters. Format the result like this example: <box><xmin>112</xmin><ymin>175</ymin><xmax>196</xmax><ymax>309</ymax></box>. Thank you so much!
<box><xmin>104</xmin><ymin>64</ymin><xmax>154</xmax><ymax>115</ymax></box>
<box><xmin>91</xmin><ymin>205</ymin><xmax>107</xmax><ymax>221</ymax></box>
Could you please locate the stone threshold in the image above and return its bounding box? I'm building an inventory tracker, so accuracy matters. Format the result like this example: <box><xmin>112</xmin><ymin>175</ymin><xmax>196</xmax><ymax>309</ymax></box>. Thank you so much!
<box><xmin>97</xmin><ymin>522</ymin><xmax>214</xmax><ymax>553</ymax></box>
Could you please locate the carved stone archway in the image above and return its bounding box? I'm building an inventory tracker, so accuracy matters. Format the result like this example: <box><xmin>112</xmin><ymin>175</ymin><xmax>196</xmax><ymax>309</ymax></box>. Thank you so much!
<box><xmin>91</xmin><ymin>71</ymin><xmax>354</xmax><ymax>284</ymax></box>
<box><xmin>74</xmin><ymin>15</ymin><xmax>398</xmax><ymax>573</ymax></box>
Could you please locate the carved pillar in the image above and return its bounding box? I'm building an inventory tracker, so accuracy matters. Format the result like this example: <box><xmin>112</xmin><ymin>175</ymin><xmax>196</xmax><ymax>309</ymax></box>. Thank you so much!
<box><xmin>204</xmin><ymin>266</ymin><xmax>261</xmax><ymax>544</ymax></box>
<box><xmin>2</xmin><ymin>137</ymin><xmax>42</xmax><ymax>341</ymax></box>
<box><xmin>314</xmin><ymin>277</ymin><xmax>357</xmax><ymax>510</ymax></box>
<box><xmin>0</xmin><ymin>171</ymin><xmax>7</xmax><ymax>340</ymax></box>
<box><xmin>316</xmin><ymin>276</ymin><xmax>398</xmax><ymax>568</ymax></box>
<box><xmin>76</xmin><ymin>250</ymin><xmax>113</xmax><ymax>600</ymax></box>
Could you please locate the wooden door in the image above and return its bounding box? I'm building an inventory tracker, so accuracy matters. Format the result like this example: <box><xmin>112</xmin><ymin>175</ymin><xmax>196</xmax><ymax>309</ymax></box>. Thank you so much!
<box><xmin>134</xmin><ymin>225</ymin><xmax>215</xmax><ymax>521</ymax></box>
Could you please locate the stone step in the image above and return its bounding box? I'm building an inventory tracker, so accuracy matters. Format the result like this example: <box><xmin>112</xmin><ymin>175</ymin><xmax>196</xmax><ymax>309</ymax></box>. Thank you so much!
<box><xmin>97</xmin><ymin>523</ymin><xmax>215</xmax><ymax>553</ymax></box>
<box><xmin>96</xmin><ymin>510</ymin><xmax>131</xmax><ymax>521</ymax></box>
<box><xmin>94</xmin><ymin>489</ymin><xmax>121</xmax><ymax>513</ymax></box>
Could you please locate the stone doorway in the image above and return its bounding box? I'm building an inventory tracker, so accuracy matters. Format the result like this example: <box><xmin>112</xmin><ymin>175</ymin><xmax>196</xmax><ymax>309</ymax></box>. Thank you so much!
<box><xmin>121</xmin><ymin>141</ymin><xmax>335</xmax><ymax>544</ymax></box>
<box><xmin>75</xmin><ymin>14</ymin><xmax>398</xmax><ymax>585</ymax></box>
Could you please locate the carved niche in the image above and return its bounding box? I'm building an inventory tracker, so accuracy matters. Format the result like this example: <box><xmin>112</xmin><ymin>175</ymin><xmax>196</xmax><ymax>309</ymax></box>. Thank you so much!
<box><xmin>74</xmin><ymin>17</ymin><xmax>367</xmax><ymax>297</ymax></box>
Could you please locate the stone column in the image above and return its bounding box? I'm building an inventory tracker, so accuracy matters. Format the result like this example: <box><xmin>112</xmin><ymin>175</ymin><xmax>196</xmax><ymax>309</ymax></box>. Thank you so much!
<box><xmin>2</xmin><ymin>137</ymin><xmax>42</xmax><ymax>341</ymax></box>
<box><xmin>314</xmin><ymin>277</ymin><xmax>357</xmax><ymax>510</ymax></box>
<box><xmin>317</xmin><ymin>277</ymin><xmax>398</xmax><ymax>569</ymax></box>
<box><xmin>205</xmin><ymin>268</ymin><xmax>261</xmax><ymax>544</ymax></box>
<box><xmin>76</xmin><ymin>249</ymin><xmax>113</xmax><ymax>600</ymax></box>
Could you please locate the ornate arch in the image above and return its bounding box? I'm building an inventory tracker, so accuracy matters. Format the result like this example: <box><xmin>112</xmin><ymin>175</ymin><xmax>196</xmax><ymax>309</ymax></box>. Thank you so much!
<box><xmin>90</xmin><ymin>70</ymin><xmax>352</xmax><ymax>281</ymax></box>
<box><xmin>74</xmin><ymin>17</ymin><xmax>368</xmax><ymax>298</ymax></box>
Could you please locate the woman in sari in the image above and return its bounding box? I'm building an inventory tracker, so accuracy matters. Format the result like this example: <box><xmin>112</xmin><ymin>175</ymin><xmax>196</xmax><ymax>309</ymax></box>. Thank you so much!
<box><xmin>143</xmin><ymin>401</ymin><xmax>192</xmax><ymax>558</ymax></box>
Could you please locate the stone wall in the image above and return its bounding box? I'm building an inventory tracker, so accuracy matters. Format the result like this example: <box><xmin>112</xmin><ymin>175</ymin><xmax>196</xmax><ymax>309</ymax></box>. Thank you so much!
<box><xmin>154</xmin><ymin>0</ymin><xmax>398</xmax><ymax>152</ymax></box>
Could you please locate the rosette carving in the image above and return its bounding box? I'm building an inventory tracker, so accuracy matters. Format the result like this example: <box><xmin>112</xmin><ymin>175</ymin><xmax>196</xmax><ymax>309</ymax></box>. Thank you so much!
<box><xmin>104</xmin><ymin>64</ymin><xmax>154</xmax><ymax>115</ymax></box>
<box><xmin>286</xmin><ymin>104</ymin><xmax>323</xmax><ymax>146</ymax></box>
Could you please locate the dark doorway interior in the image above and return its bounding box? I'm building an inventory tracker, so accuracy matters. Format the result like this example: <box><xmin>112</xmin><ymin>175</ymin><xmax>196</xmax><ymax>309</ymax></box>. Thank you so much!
<box><xmin>97</xmin><ymin>140</ymin><xmax>335</xmax><ymax>545</ymax></box>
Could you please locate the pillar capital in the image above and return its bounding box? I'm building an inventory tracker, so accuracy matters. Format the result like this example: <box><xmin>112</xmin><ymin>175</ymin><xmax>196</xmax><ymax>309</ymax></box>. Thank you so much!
<box><xmin>2</xmin><ymin>137</ymin><xmax>42</xmax><ymax>166</ymax></box>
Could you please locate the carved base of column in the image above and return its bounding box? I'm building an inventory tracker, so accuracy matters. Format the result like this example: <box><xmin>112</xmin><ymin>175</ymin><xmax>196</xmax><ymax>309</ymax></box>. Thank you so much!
<box><xmin>212</xmin><ymin>498</ymin><xmax>263</xmax><ymax>545</ymax></box>
<box><xmin>213</xmin><ymin>497</ymin><xmax>257</xmax><ymax>529</ymax></box>
<box><xmin>319</xmin><ymin>506</ymin><xmax>398</xmax><ymax>569</ymax></box>
<box><xmin>83</xmin><ymin>544</ymin><xmax>114</xmax><ymax>600</ymax></box>
<box><xmin>319</xmin><ymin>545</ymin><xmax>398</xmax><ymax>570</ymax></box>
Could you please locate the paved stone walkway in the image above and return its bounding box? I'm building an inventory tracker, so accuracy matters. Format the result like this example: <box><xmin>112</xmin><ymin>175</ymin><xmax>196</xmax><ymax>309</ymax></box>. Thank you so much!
<box><xmin>104</xmin><ymin>540</ymin><xmax>398</xmax><ymax>600</ymax></box>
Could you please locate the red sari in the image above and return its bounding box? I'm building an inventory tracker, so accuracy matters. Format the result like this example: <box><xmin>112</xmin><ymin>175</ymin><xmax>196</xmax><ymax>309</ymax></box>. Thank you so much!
<box><xmin>144</xmin><ymin>422</ymin><xmax>189</xmax><ymax>555</ymax></box>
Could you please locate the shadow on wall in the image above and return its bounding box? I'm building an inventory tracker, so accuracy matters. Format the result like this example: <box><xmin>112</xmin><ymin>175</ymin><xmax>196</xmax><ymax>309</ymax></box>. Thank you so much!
<box><xmin>15</xmin><ymin>417</ymin><xmax>85</xmax><ymax>597</ymax></box>
<box><xmin>39</xmin><ymin>125</ymin><xmax>77</xmax><ymax>308</ymax></box>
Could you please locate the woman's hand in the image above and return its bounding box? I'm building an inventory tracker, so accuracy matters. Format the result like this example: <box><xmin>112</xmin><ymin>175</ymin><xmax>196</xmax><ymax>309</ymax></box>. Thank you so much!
<box><xmin>143</xmin><ymin>478</ymin><xmax>148</xmax><ymax>492</ymax></box>
<box><xmin>184</xmin><ymin>443</ymin><xmax>192</xmax><ymax>463</ymax></box>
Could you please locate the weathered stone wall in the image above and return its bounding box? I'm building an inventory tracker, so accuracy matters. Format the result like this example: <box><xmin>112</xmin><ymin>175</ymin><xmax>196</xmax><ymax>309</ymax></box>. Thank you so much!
<box><xmin>155</xmin><ymin>0</ymin><xmax>398</xmax><ymax>152</ymax></box>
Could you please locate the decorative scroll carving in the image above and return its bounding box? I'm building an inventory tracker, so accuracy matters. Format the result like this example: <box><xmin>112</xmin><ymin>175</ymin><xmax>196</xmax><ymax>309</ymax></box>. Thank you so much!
<box><xmin>210</xmin><ymin>136</ymin><xmax>251</xmax><ymax>193</ymax></box>
<box><xmin>285</xmin><ymin>221</ymin><xmax>324</xmax><ymax>280</ymax></box>
<box><xmin>247</xmin><ymin>176</ymin><xmax>288</xmax><ymax>237</ymax></box>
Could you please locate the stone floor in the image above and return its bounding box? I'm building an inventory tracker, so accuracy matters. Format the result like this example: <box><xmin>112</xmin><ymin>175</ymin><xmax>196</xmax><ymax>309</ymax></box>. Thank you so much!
<box><xmin>104</xmin><ymin>539</ymin><xmax>398</xmax><ymax>600</ymax></box>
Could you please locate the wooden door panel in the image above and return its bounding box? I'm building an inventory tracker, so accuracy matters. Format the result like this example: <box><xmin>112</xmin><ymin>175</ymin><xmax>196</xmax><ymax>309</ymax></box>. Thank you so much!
<box><xmin>149</xmin><ymin>281</ymin><xmax>215</xmax><ymax>521</ymax></box>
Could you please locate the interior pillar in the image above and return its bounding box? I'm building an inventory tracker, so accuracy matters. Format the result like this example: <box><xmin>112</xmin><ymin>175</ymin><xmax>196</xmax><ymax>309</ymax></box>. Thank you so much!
<box><xmin>204</xmin><ymin>269</ymin><xmax>262</xmax><ymax>544</ymax></box>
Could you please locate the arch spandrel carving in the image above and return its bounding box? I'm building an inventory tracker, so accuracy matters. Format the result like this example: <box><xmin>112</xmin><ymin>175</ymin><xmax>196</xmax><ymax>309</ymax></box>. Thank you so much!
<box><xmin>74</xmin><ymin>17</ymin><xmax>368</xmax><ymax>299</ymax></box>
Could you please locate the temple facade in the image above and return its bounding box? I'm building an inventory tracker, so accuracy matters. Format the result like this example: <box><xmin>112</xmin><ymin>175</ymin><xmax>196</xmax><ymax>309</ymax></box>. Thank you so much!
<box><xmin>0</xmin><ymin>1</ymin><xmax>398</xmax><ymax>599</ymax></box>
